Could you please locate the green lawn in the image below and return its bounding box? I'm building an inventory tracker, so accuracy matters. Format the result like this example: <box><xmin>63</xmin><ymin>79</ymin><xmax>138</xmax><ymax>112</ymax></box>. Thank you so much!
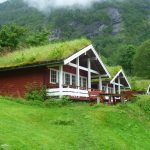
<box><xmin>0</xmin><ymin>97</ymin><xmax>150</xmax><ymax>150</ymax></box>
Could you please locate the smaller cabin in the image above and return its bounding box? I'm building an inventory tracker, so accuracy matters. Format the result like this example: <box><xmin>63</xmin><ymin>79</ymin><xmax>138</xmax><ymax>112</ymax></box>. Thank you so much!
<box><xmin>92</xmin><ymin>66</ymin><xmax>131</xmax><ymax>94</ymax></box>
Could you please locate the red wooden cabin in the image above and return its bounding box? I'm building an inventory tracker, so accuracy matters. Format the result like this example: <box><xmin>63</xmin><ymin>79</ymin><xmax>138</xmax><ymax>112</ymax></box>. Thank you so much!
<box><xmin>0</xmin><ymin>40</ymin><xmax>111</xmax><ymax>100</ymax></box>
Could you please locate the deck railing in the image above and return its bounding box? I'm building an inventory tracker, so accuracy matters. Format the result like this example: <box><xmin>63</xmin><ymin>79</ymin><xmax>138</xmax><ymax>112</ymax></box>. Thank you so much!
<box><xmin>47</xmin><ymin>87</ymin><xmax>89</xmax><ymax>97</ymax></box>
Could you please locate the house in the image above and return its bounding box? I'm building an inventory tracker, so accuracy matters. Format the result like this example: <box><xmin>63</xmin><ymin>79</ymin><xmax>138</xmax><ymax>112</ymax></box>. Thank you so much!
<box><xmin>0</xmin><ymin>39</ymin><xmax>111</xmax><ymax>99</ymax></box>
<box><xmin>92</xmin><ymin>66</ymin><xmax>131</xmax><ymax>94</ymax></box>
<box><xmin>147</xmin><ymin>85</ymin><xmax>150</xmax><ymax>94</ymax></box>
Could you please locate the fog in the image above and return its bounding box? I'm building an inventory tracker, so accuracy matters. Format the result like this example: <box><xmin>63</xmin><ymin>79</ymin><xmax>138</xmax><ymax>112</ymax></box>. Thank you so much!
<box><xmin>23</xmin><ymin>0</ymin><xmax>106</xmax><ymax>11</ymax></box>
<box><xmin>0</xmin><ymin>0</ymin><xmax>7</xmax><ymax>3</ymax></box>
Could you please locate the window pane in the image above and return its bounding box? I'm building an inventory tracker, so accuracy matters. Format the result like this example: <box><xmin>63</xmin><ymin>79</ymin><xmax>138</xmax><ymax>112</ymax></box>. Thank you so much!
<box><xmin>83</xmin><ymin>78</ymin><xmax>87</xmax><ymax>88</ymax></box>
<box><xmin>72</xmin><ymin>75</ymin><xmax>76</xmax><ymax>86</ymax></box>
<box><xmin>65</xmin><ymin>73</ymin><xmax>70</xmax><ymax>85</ymax></box>
<box><xmin>80</xmin><ymin>77</ymin><xmax>82</xmax><ymax>87</ymax></box>
<box><xmin>51</xmin><ymin>70</ymin><xmax>57</xmax><ymax>83</ymax></box>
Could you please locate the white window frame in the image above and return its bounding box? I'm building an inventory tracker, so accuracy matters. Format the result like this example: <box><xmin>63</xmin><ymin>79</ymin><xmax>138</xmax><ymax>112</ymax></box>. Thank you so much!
<box><xmin>50</xmin><ymin>69</ymin><xmax>59</xmax><ymax>84</ymax></box>
<box><xmin>64</xmin><ymin>72</ymin><xmax>71</xmax><ymax>85</ymax></box>
<box><xmin>50</xmin><ymin>68</ymin><xmax>87</xmax><ymax>87</ymax></box>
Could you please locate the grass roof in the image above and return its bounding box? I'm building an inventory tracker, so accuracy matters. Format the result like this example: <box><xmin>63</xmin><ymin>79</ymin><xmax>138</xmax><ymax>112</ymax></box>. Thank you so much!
<box><xmin>92</xmin><ymin>66</ymin><xmax>122</xmax><ymax>83</ymax></box>
<box><xmin>129</xmin><ymin>77</ymin><xmax>150</xmax><ymax>91</ymax></box>
<box><xmin>106</xmin><ymin>66</ymin><xmax>122</xmax><ymax>78</ymax></box>
<box><xmin>0</xmin><ymin>38</ymin><xmax>91</xmax><ymax>70</ymax></box>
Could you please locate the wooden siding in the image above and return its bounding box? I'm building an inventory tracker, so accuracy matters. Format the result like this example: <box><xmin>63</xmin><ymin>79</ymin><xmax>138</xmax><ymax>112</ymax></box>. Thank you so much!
<box><xmin>0</xmin><ymin>67</ymin><xmax>47</xmax><ymax>97</ymax></box>
<box><xmin>0</xmin><ymin>65</ymin><xmax>88</xmax><ymax>98</ymax></box>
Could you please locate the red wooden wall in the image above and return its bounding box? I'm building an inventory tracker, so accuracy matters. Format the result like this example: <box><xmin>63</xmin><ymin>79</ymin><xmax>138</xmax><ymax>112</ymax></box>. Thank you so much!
<box><xmin>0</xmin><ymin>67</ymin><xmax>47</xmax><ymax>97</ymax></box>
<box><xmin>0</xmin><ymin>65</ymin><xmax>88</xmax><ymax>98</ymax></box>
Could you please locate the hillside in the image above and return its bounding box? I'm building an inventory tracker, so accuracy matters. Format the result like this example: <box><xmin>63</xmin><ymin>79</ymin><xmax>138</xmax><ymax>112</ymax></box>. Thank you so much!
<box><xmin>0</xmin><ymin>96</ymin><xmax>150</xmax><ymax>149</ymax></box>
<box><xmin>1</xmin><ymin>0</ymin><xmax>150</xmax><ymax>65</ymax></box>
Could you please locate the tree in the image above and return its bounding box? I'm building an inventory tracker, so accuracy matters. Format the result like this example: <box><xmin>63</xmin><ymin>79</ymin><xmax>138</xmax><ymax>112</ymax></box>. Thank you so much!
<box><xmin>133</xmin><ymin>40</ymin><xmax>150</xmax><ymax>78</ymax></box>
<box><xmin>25</xmin><ymin>29</ymin><xmax>49</xmax><ymax>46</ymax></box>
<box><xmin>0</xmin><ymin>24</ymin><xmax>26</xmax><ymax>51</ymax></box>
<box><xmin>118</xmin><ymin>45</ymin><xmax>136</xmax><ymax>74</ymax></box>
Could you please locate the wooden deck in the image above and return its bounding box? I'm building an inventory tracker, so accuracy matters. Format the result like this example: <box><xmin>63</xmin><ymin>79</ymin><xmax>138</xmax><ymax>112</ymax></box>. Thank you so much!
<box><xmin>70</xmin><ymin>90</ymin><xmax>135</xmax><ymax>105</ymax></box>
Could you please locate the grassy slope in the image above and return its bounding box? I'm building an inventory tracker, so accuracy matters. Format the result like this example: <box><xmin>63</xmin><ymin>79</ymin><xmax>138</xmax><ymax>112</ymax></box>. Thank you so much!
<box><xmin>0</xmin><ymin>98</ymin><xmax>150</xmax><ymax>150</ymax></box>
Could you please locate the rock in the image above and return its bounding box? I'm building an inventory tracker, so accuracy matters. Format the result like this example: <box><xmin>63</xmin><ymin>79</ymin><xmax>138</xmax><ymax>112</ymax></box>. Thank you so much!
<box><xmin>48</xmin><ymin>29</ymin><xmax>61</xmax><ymax>41</ymax></box>
<box><xmin>107</xmin><ymin>8</ymin><xmax>122</xmax><ymax>35</ymax></box>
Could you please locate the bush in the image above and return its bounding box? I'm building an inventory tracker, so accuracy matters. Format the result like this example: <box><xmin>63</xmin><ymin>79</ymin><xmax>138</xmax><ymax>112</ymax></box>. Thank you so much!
<box><xmin>135</xmin><ymin>95</ymin><xmax>150</xmax><ymax>114</ymax></box>
<box><xmin>25</xmin><ymin>83</ymin><xmax>46</xmax><ymax>101</ymax></box>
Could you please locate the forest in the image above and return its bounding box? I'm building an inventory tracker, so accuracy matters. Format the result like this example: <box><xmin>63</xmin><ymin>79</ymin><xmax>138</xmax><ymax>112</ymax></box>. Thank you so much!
<box><xmin>0</xmin><ymin>0</ymin><xmax>150</xmax><ymax>78</ymax></box>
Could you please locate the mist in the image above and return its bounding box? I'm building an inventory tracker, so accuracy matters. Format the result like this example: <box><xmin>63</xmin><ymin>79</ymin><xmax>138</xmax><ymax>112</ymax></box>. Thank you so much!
<box><xmin>23</xmin><ymin>0</ymin><xmax>107</xmax><ymax>12</ymax></box>
<box><xmin>0</xmin><ymin>0</ymin><xmax>7</xmax><ymax>3</ymax></box>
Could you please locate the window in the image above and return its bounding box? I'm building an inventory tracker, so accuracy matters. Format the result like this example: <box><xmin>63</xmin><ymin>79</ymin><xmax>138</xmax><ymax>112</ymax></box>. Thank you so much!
<box><xmin>80</xmin><ymin>76</ymin><xmax>87</xmax><ymax>88</ymax></box>
<box><xmin>102</xmin><ymin>86</ymin><xmax>106</xmax><ymax>92</ymax></box>
<box><xmin>83</xmin><ymin>78</ymin><xmax>87</xmax><ymax>88</ymax></box>
<box><xmin>64</xmin><ymin>73</ymin><xmax>70</xmax><ymax>85</ymax></box>
<box><xmin>80</xmin><ymin>77</ymin><xmax>82</xmax><ymax>87</ymax></box>
<box><xmin>50</xmin><ymin>69</ymin><xmax>59</xmax><ymax>83</ymax></box>
<box><xmin>72</xmin><ymin>75</ymin><xmax>76</xmax><ymax>86</ymax></box>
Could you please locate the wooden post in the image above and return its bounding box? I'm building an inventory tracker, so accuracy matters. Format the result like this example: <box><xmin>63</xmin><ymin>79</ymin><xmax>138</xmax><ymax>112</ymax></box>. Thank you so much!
<box><xmin>99</xmin><ymin>75</ymin><xmax>102</xmax><ymax>91</ymax></box>
<box><xmin>106</xmin><ymin>84</ymin><xmax>109</xmax><ymax>93</ymax></box>
<box><xmin>97</xmin><ymin>97</ymin><xmax>100</xmax><ymax>105</ymax></box>
<box><xmin>59</xmin><ymin>65</ymin><xmax>63</xmax><ymax>98</ymax></box>
<box><xmin>76</xmin><ymin>57</ymin><xmax>80</xmax><ymax>88</ymax></box>
<box><xmin>88</xmin><ymin>58</ymin><xmax>91</xmax><ymax>90</ymax></box>
<box><xmin>118</xmin><ymin>77</ymin><xmax>121</xmax><ymax>94</ymax></box>
<box><xmin>113</xmin><ymin>83</ymin><xmax>116</xmax><ymax>94</ymax></box>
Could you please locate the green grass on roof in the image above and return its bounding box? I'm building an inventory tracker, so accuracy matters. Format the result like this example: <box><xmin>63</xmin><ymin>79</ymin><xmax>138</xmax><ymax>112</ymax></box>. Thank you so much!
<box><xmin>107</xmin><ymin>66</ymin><xmax>122</xmax><ymax>79</ymax></box>
<box><xmin>92</xmin><ymin>66</ymin><xmax>122</xmax><ymax>83</ymax></box>
<box><xmin>0</xmin><ymin>38</ymin><xmax>91</xmax><ymax>69</ymax></box>
<box><xmin>129</xmin><ymin>77</ymin><xmax>150</xmax><ymax>91</ymax></box>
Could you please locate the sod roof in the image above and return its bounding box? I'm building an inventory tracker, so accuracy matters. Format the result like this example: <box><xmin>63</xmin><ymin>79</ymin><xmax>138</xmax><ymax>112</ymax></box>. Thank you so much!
<box><xmin>0</xmin><ymin>38</ymin><xmax>91</xmax><ymax>70</ymax></box>
<box><xmin>92</xmin><ymin>66</ymin><xmax>122</xmax><ymax>82</ymax></box>
<box><xmin>106</xmin><ymin>66</ymin><xmax>122</xmax><ymax>79</ymax></box>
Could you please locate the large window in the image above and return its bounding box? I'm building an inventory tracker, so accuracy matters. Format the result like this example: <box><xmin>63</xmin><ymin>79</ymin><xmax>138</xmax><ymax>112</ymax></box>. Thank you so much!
<box><xmin>64</xmin><ymin>73</ymin><xmax>77</xmax><ymax>86</ymax></box>
<box><xmin>50</xmin><ymin>69</ymin><xmax>59</xmax><ymax>83</ymax></box>
<box><xmin>50</xmin><ymin>69</ymin><xmax>86</xmax><ymax>88</ymax></box>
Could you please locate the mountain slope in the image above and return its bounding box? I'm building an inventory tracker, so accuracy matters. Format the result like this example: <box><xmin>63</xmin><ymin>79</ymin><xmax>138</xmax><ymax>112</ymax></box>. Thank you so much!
<box><xmin>0</xmin><ymin>0</ymin><xmax>47</xmax><ymax>29</ymax></box>
<box><xmin>0</xmin><ymin>0</ymin><xmax>150</xmax><ymax>64</ymax></box>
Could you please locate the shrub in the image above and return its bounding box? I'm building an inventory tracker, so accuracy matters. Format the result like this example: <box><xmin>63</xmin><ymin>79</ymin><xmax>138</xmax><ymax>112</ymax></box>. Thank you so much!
<box><xmin>25</xmin><ymin>83</ymin><xmax>46</xmax><ymax>101</ymax></box>
<box><xmin>52</xmin><ymin>119</ymin><xmax>75</xmax><ymax>126</ymax></box>
<box><xmin>45</xmin><ymin>96</ymin><xmax>71</xmax><ymax>107</ymax></box>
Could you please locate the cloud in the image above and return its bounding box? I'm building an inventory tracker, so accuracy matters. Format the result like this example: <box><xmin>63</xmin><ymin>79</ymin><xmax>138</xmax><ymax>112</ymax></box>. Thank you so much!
<box><xmin>23</xmin><ymin>0</ymin><xmax>105</xmax><ymax>12</ymax></box>
<box><xmin>0</xmin><ymin>0</ymin><xmax>7</xmax><ymax>3</ymax></box>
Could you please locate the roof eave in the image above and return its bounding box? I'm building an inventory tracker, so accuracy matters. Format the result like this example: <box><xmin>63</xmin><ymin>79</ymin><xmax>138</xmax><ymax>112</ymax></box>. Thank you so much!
<box><xmin>0</xmin><ymin>60</ymin><xmax>63</xmax><ymax>72</ymax></box>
